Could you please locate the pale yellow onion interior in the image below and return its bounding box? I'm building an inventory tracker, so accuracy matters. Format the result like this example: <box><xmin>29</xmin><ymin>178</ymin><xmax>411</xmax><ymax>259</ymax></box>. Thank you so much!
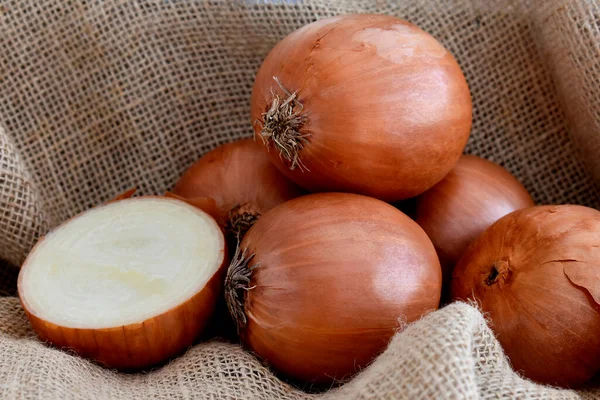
<box><xmin>20</xmin><ymin>197</ymin><xmax>223</xmax><ymax>329</ymax></box>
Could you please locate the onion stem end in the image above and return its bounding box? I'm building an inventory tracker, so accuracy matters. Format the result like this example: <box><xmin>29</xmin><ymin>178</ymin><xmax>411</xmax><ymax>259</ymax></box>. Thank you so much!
<box><xmin>225</xmin><ymin>244</ymin><xmax>258</xmax><ymax>335</ymax></box>
<box><xmin>225</xmin><ymin>204</ymin><xmax>260</xmax><ymax>243</ymax></box>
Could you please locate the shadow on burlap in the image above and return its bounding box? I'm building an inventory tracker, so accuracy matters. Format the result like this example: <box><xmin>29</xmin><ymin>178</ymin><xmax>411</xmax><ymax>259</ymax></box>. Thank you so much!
<box><xmin>0</xmin><ymin>0</ymin><xmax>599</xmax><ymax>398</ymax></box>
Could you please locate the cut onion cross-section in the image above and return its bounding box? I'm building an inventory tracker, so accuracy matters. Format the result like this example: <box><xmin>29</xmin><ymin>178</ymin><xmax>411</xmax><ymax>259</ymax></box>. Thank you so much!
<box><xmin>18</xmin><ymin>196</ymin><xmax>226</xmax><ymax>370</ymax></box>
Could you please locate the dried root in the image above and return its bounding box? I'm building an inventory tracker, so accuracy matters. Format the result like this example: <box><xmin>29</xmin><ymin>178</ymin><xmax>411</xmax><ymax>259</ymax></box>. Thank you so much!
<box><xmin>225</xmin><ymin>204</ymin><xmax>260</xmax><ymax>243</ymax></box>
<box><xmin>224</xmin><ymin>244</ymin><xmax>259</xmax><ymax>335</ymax></box>
<box><xmin>255</xmin><ymin>76</ymin><xmax>310</xmax><ymax>171</ymax></box>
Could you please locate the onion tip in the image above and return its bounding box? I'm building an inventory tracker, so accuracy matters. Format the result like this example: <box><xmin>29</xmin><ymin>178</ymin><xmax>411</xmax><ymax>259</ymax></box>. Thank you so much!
<box><xmin>225</xmin><ymin>204</ymin><xmax>261</xmax><ymax>243</ymax></box>
<box><xmin>485</xmin><ymin>260</ymin><xmax>510</xmax><ymax>287</ymax></box>
<box><xmin>224</xmin><ymin>245</ymin><xmax>258</xmax><ymax>335</ymax></box>
<box><xmin>254</xmin><ymin>76</ymin><xmax>310</xmax><ymax>172</ymax></box>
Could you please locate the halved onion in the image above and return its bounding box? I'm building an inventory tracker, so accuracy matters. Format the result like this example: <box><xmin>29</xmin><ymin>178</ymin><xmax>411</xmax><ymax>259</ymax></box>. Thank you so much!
<box><xmin>18</xmin><ymin>196</ymin><xmax>226</xmax><ymax>369</ymax></box>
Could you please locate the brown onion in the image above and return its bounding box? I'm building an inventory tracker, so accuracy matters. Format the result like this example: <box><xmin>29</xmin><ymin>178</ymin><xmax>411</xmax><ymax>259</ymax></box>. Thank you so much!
<box><xmin>225</xmin><ymin>192</ymin><xmax>441</xmax><ymax>384</ymax></box>
<box><xmin>172</xmin><ymin>138</ymin><xmax>303</xmax><ymax>243</ymax></box>
<box><xmin>415</xmin><ymin>155</ymin><xmax>534</xmax><ymax>298</ymax></box>
<box><xmin>251</xmin><ymin>14</ymin><xmax>472</xmax><ymax>201</ymax></box>
<box><xmin>18</xmin><ymin>192</ymin><xmax>226</xmax><ymax>370</ymax></box>
<box><xmin>451</xmin><ymin>205</ymin><xmax>600</xmax><ymax>387</ymax></box>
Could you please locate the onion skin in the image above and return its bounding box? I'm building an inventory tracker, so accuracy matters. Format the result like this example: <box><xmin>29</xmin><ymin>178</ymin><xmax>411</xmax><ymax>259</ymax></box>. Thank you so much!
<box><xmin>172</xmin><ymin>138</ymin><xmax>303</xmax><ymax>240</ymax></box>
<box><xmin>164</xmin><ymin>191</ymin><xmax>221</xmax><ymax>223</ymax></box>
<box><xmin>451</xmin><ymin>205</ymin><xmax>600</xmax><ymax>387</ymax></box>
<box><xmin>415</xmin><ymin>155</ymin><xmax>534</xmax><ymax>297</ymax></box>
<box><xmin>251</xmin><ymin>14</ymin><xmax>472</xmax><ymax>201</ymax></box>
<box><xmin>109</xmin><ymin>188</ymin><xmax>137</xmax><ymax>202</ymax></box>
<box><xmin>18</xmin><ymin>194</ymin><xmax>227</xmax><ymax>370</ymax></box>
<box><xmin>226</xmin><ymin>192</ymin><xmax>441</xmax><ymax>384</ymax></box>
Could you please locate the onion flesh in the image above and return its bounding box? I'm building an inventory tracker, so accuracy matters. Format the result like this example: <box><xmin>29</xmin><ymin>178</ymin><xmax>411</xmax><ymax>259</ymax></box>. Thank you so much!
<box><xmin>251</xmin><ymin>14</ymin><xmax>472</xmax><ymax>201</ymax></box>
<box><xmin>18</xmin><ymin>196</ymin><xmax>226</xmax><ymax>370</ymax></box>
<box><xmin>225</xmin><ymin>192</ymin><xmax>441</xmax><ymax>384</ymax></box>
<box><xmin>451</xmin><ymin>205</ymin><xmax>600</xmax><ymax>388</ymax></box>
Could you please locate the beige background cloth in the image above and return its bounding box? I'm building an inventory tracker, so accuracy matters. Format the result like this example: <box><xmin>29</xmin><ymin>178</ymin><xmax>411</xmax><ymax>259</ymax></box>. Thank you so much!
<box><xmin>0</xmin><ymin>0</ymin><xmax>599</xmax><ymax>398</ymax></box>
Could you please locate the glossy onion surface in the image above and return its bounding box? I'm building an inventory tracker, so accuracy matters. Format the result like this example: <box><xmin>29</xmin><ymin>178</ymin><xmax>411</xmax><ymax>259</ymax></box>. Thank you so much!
<box><xmin>227</xmin><ymin>192</ymin><xmax>442</xmax><ymax>384</ymax></box>
<box><xmin>251</xmin><ymin>14</ymin><xmax>472</xmax><ymax>201</ymax></box>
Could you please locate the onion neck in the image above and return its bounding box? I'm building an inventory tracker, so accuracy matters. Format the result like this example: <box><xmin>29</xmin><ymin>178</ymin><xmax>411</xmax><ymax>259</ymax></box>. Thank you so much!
<box><xmin>255</xmin><ymin>76</ymin><xmax>310</xmax><ymax>171</ymax></box>
<box><xmin>224</xmin><ymin>245</ymin><xmax>257</xmax><ymax>336</ymax></box>
<box><xmin>225</xmin><ymin>203</ymin><xmax>260</xmax><ymax>244</ymax></box>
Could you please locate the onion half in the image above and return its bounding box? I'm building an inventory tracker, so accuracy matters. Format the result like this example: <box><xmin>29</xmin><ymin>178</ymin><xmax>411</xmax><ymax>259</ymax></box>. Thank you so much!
<box><xmin>451</xmin><ymin>205</ymin><xmax>600</xmax><ymax>387</ymax></box>
<box><xmin>225</xmin><ymin>192</ymin><xmax>441</xmax><ymax>384</ymax></box>
<box><xmin>18</xmin><ymin>195</ymin><xmax>226</xmax><ymax>370</ymax></box>
<box><xmin>251</xmin><ymin>14</ymin><xmax>472</xmax><ymax>201</ymax></box>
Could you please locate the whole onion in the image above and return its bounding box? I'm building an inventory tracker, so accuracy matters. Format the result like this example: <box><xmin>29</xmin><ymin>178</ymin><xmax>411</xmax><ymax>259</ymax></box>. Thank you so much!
<box><xmin>251</xmin><ymin>14</ymin><xmax>472</xmax><ymax>201</ymax></box>
<box><xmin>172</xmin><ymin>138</ymin><xmax>303</xmax><ymax>244</ymax></box>
<box><xmin>415</xmin><ymin>155</ymin><xmax>534</xmax><ymax>297</ymax></box>
<box><xmin>225</xmin><ymin>192</ymin><xmax>441</xmax><ymax>384</ymax></box>
<box><xmin>451</xmin><ymin>205</ymin><xmax>600</xmax><ymax>387</ymax></box>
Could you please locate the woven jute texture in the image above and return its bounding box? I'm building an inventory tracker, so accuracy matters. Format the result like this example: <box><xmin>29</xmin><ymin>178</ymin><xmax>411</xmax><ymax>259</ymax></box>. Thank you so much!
<box><xmin>0</xmin><ymin>0</ymin><xmax>599</xmax><ymax>398</ymax></box>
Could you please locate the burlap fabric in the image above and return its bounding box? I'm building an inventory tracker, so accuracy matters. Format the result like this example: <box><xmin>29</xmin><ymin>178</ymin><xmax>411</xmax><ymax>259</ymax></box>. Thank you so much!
<box><xmin>0</xmin><ymin>0</ymin><xmax>599</xmax><ymax>398</ymax></box>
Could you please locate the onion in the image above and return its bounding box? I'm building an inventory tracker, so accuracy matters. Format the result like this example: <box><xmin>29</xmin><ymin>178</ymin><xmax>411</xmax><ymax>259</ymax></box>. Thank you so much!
<box><xmin>415</xmin><ymin>155</ymin><xmax>534</xmax><ymax>297</ymax></box>
<box><xmin>172</xmin><ymin>138</ymin><xmax>303</xmax><ymax>244</ymax></box>
<box><xmin>251</xmin><ymin>14</ymin><xmax>472</xmax><ymax>201</ymax></box>
<box><xmin>18</xmin><ymin>194</ymin><xmax>226</xmax><ymax>370</ymax></box>
<box><xmin>451</xmin><ymin>205</ymin><xmax>600</xmax><ymax>387</ymax></box>
<box><xmin>225</xmin><ymin>192</ymin><xmax>441</xmax><ymax>384</ymax></box>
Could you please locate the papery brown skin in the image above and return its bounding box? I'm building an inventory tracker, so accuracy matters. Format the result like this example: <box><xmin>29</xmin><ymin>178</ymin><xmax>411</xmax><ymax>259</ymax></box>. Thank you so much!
<box><xmin>415</xmin><ymin>155</ymin><xmax>534</xmax><ymax>299</ymax></box>
<box><xmin>172</xmin><ymin>138</ymin><xmax>304</xmax><ymax>231</ymax></box>
<box><xmin>451</xmin><ymin>205</ymin><xmax>600</xmax><ymax>388</ymax></box>
<box><xmin>164</xmin><ymin>191</ymin><xmax>221</xmax><ymax>223</ymax></box>
<box><xmin>232</xmin><ymin>193</ymin><xmax>442</xmax><ymax>384</ymax></box>
<box><xmin>18</xmin><ymin>196</ymin><xmax>227</xmax><ymax>370</ymax></box>
<box><xmin>109</xmin><ymin>188</ymin><xmax>137</xmax><ymax>202</ymax></box>
<box><xmin>251</xmin><ymin>14</ymin><xmax>472</xmax><ymax>201</ymax></box>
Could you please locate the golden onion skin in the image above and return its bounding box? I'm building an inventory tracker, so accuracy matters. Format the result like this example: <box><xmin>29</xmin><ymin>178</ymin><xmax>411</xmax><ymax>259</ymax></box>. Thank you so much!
<box><xmin>226</xmin><ymin>192</ymin><xmax>442</xmax><ymax>384</ymax></box>
<box><xmin>452</xmin><ymin>205</ymin><xmax>600</xmax><ymax>388</ymax></box>
<box><xmin>251</xmin><ymin>14</ymin><xmax>472</xmax><ymax>202</ymax></box>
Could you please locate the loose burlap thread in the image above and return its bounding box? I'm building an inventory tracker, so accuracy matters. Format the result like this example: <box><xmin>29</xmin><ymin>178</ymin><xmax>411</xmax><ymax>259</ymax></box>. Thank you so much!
<box><xmin>0</xmin><ymin>0</ymin><xmax>599</xmax><ymax>398</ymax></box>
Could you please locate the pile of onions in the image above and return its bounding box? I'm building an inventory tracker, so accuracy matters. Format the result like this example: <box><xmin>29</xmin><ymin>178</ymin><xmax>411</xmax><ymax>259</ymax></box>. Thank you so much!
<box><xmin>451</xmin><ymin>205</ymin><xmax>600</xmax><ymax>387</ymax></box>
<box><xmin>251</xmin><ymin>14</ymin><xmax>472</xmax><ymax>201</ymax></box>
<box><xmin>225</xmin><ymin>192</ymin><xmax>441</xmax><ymax>384</ymax></box>
<box><xmin>172</xmin><ymin>138</ymin><xmax>303</xmax><ymax>244</ymax></box>
<box><xmin>19</xmin><ymin>11</ymin><xmax>598</xmax><ymax>393</ymax></box>
<box><xmin>18</xmin><ymin>192</ymin><xmax>226</xmax><ymax>369</ymax></box>
<box><xmin>414</xmin><ymin>155</ymin><xmax>534</xmax><ymax>298</ymax></box>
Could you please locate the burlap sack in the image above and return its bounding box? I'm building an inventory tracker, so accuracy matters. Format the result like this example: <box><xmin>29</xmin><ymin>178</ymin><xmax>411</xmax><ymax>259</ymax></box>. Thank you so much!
<box><xmin>0</xmin><ymin>0</ymin><xmax>599</xmax><ymax>398</ymax></box>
